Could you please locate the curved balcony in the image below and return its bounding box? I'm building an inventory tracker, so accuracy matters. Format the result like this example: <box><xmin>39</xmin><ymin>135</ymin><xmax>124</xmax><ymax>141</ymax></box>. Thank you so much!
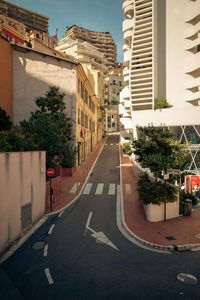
<box><xmin>185</xmin><ymin>90</ymin><xmax>200</xmax><ymax>102</ymax></box>
<box><xmin>123</xmin><ymin>29</ymin><xmax>133</xmax><ymax>45</ymax></box>
<box><xmin>185</xmin><ymin>1</ymin><xmax>200</xmax><ymax>24</ymax></box>
<box><xmin>124</xmin><ymin>48</ymin><xmax>131</xmax><ymax>66</ymax></box>
<box><xmin>123</xmin><ymin>68</ymin><xmax>130</xmax><ymax>84</ymax></box>
<box><xmin>123</xmin><ymin>19</ymin><xmax>134</xmax><ymax>34</ymax></box>
<box><xmin>185</xmin><ymin>77</ymin><xmax>200</xmax><ymax>90</ymax></box>
<box><xmin>184</xmin><ymin>36</ymin><xmax>200</xmax><ymax>50</ymax></box>
<box><xmin>122</xmin><ymin>0</ymin><xmax>134</xmax><ymax>12</ymax></box>
<box><xmin>184</xmin><ymin>22</ymin><xmax>200</xmax><ymax>39</ymax></box>
<box><xmin>185</xmin><ymin>51</ymin><xmax>200</xmax><ymax>73</ymax></box>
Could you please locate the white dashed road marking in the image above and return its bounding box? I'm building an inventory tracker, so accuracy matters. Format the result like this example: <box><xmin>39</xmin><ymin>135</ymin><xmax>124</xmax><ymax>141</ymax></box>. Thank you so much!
<box><xmin>83</xmin><ymin>183</ymin><xmax>93</xmax><ymax>195</ymax></box>
<box><xmin>95</xmin><ymin>183</ymin><xmax>104</xmax><ymax>195</ymax></box>
<box><xmin>44</xmin><ymin>268</ymin><xmax>54</xmax><ymax>285</ymax></box>
<box><xmin>70</xmin><ymin>182</ymin><xmax>80</xmax><ymax>194</ymax></box>
<box><xmin>43</xmin><ymin>244</ymin><xmax>48</xmax><ymax>257</ymax></box>
<box><xmin>125</xmin><ymin>184</ymin><xmax>132</xmax><ymax>195</ymax></box>
<box><xmin>48</xmin><ymin>224</ymin><xmax>55</xmax><ymax>235</ymax></box>
<box><xmin>108</xmin><ymin>184</ymin><xmax>115</xmax><ymax>195</ymax></box>
<box><xmin>58</xmin><ymin>210</ymin><xmax>64</xmax><ymax>218</ymax></box>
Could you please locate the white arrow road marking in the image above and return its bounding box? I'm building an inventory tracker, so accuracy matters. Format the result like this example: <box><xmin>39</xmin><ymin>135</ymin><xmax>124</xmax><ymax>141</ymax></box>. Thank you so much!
<box><xmin>85</xmin><ymin>211</ymin><xmax>119</xmax><ymax>251</ymax></box>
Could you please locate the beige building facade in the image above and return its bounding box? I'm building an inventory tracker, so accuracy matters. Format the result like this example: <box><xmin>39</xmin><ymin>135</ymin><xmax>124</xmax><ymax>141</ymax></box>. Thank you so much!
<box><xmin>0</xmin><ymin>151</ymin><xmax>46</xmax><ymax>255</ymax></box>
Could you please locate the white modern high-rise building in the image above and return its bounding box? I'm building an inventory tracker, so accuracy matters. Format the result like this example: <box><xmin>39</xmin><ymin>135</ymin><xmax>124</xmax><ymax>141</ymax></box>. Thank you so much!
<box><xmin>120</xmin><ymin>0</ymin><xmax>200</xmax><ymax>174</ymax></box>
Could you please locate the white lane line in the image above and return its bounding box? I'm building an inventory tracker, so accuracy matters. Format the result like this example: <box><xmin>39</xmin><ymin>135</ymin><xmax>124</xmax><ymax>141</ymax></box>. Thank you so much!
<box><xmin>70</xmin><ymin>182</ymin><xmax>80</xmax><ymax>194</ymax></box>
<box><xmin>44</xmin><ymin>268</ymin><xmax>54</xmax><ymax>285</ymax></box>
<box><xmin>125</xmin><ymin>184</ymin><xmax>132</xmax><ymax>195</ymax></box>
<box><xmin>110</xmin><ymin>143</ymin><xmax>113</xmax><ymax>146</ymax></box>
<box><xmin>83</xmin><ymin>183</ymin><xmax>93</xmax><ymax>195</ymax></box>
<box><xmin>43</xmin><ymin>244</ymin><xmax>48</xmax><ymax>257</ymax></box>
<box><xmin>95</xmin><ymin>183</ymin><xmax>104</xmax><ymax>195</ymax></box>
<box><xmin>108</xmin><ymin>184</ymin><xmax>115</xmax><ymax>195</ymax></box>
<box><xmin>58</xmin><ymin>210</ymin><xmax>64</xmax><ymax>218</ymax></box>
<box><xmin>86</xmin><ymin>211</ymin><xmax>93</xmax><ymax>228</ymax></box>
<box><xmin>48</xmin><ymin>224</ymin><xmax>55</xmax><ymax>235</ymax></box>
<box><xmin>105</xmin><ymin>143</ymin><xmax>108</xmax><ymax>145</ymax></box>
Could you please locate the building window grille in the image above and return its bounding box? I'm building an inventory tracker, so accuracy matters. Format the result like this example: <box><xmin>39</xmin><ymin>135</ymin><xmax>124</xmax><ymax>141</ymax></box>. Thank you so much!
<box><xmin>78</xmin><ymin>108</ymin><xmax>80</xmax><ymax>124</ymax></box>
<box><xmin>81</xmin><ymin>111</ymin><xmax>84</xmax><ymax>126</ymax></box>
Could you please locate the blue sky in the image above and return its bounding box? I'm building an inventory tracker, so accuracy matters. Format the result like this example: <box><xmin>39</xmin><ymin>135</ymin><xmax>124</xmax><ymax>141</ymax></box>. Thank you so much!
<box><xmin>7</xmin><ymin>0</ymin><xmax>124</xmax><ymax>62</ymax></box>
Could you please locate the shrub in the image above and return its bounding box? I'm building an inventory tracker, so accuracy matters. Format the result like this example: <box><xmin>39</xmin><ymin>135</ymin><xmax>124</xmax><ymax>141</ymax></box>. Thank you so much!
<box><xmin>0</xmin><ymin>107</ymin><xmax>12</xmax><ymax>131</ymax></box>
<box><xmin>122</xmin><ymin>142</ymin><xmax>132</xmax><ymax>155</ymax></box>
<box><xmin>137</xmin><ymin>173</ymin><xmax>177</xmax><ymax>205</ymax></box>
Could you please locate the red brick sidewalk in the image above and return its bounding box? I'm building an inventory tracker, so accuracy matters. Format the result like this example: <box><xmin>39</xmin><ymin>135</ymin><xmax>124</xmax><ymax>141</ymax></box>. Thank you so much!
<box><xmin>46</xmin><ymin>137</ymin><xmax>107</xmax><ymax>213</ymax></box>
<box><xmin>121</xmin><ymin>154</ymin><xmax>200</xmax><ymax>247</ymax></box>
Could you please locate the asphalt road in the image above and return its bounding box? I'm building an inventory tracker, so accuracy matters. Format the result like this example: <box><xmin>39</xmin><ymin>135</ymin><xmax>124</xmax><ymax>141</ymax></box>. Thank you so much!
<box><xmin>1</xmin><ymin>134</ymin><xmax>200</xmax><ymax>300</ymax></box>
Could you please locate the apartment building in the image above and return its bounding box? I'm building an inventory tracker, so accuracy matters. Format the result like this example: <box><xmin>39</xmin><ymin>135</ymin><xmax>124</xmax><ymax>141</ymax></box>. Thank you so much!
<box><xmin>0</xmin><ymin>0</ymin><xmax>57</xmax><ymax>48</ymax></box>
<box><xmin>61</xmin><ymin>25</ymin><xmax>117</xmax><ymax>69</ymax></box>
<box><xmin>120</xmin><ymin>0</ymin><xmax>200</xmax><ymax>174</ymax></box>
<box><xmin>104</xmin><ymin>68</ymin><xmax>124</xmax><ymax>132</ymax></box>
<box><xmin>56</xmin><ymin>38</ymin><xmax>108</xmax><ymax>73</ymax></box>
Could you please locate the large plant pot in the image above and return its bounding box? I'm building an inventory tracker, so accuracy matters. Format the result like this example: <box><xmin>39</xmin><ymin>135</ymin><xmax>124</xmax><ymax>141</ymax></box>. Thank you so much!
<box><xmin>62</xmin><ymin>167</ymin><xmax>76</xmax><ymax>177</ymax></box>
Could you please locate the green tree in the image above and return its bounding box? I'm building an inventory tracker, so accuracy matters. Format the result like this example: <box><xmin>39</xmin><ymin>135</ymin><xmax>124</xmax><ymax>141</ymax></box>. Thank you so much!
<box><xmin>20</xmin><ymin>86</ymin><xmax>74</xmax><ymax>168</ymax></box>
<box><xmin>0</xmin><ymin>127</ymin><xmax>29</xmax><ymax>152</ymax></box>
<box><xmin>0</xmin><ymin>107</ymin><xmax>12</xmax><ymax>131</ymax></box>
<box><xmin>132</xmin><ymin>126</ymin><xmax>187</xmax><ymax>181</ymax></box>
<box><xmin>154</xmin><ymin>98</ymin><xmax>172</xmax><ymax>110</ymax></box>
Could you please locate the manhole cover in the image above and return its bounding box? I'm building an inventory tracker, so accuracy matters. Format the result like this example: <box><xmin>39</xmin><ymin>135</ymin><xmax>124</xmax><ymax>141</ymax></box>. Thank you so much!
<box><xmin>32</xmin><ymin>241</ymin><xmax>45</xmax><ymax>250</ymax></box>
<box><xmin>165</xmin><ymin>236</ymin><xmax>176</xmax><ymax>241</ymax></box>
<box><xmin>177</xmin><ymin>273</ymin><xmax>198</xmax><ymax>285</ymax></box>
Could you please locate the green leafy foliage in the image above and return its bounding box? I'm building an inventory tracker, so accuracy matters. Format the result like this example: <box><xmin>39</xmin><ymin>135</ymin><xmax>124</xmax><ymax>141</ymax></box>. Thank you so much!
<box><xmin>0</xmin><ymin>107</ymin><xmax>12</xmax><ymax>131</ymax></box>
<box><xmin>20</xmin><ymin>86</ymin><xmax>74</xmax><ymax>168</ymax></box>
<box><xmin>122</xmin><ymin>142</ymin><xmax>132</xmax><ymax>155</ymax></box>
<box><xmin>137</xmin><ymin>174</ymin><xmax>177</xmax><ymax>205</ymax></box>
<box><xmin>0</xmin><ymin>127</ymin><xmax>29</xmax><ymax>152</ymax></box>
<box><xmin>154</xmin><ymin>98</ymin><xmax>172</xmax><ymax>110</ymax></box>
<box><xmin>61</xmin><ymin>144</ymin><xmax>76</xmax><ymax>168</ymax></box>
<box><xmin>132</xmin><ymin>126</ymin><xmax>187</xmax><ymax>181</ymax></box>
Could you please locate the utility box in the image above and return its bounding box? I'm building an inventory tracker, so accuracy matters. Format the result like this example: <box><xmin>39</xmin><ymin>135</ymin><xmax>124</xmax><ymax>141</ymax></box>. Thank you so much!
<box><xmin>184</xmin><ymin>199</ymin><xmax>192</xmax><ymax>216</ymax></box>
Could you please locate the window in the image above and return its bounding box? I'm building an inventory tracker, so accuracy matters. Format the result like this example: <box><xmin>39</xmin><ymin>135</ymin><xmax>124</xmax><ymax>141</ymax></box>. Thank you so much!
<box><xmin>85</xmin><ymin>114</ymin><xmax>88</xmax><ymax>128</ymax></box>
<box><xmin>119</xmin><ymin>81</ymin><xmax>122</xmax><ymax>86</ymax></box>
<box><xmin>78</xmin><ymin>108</ymin><xmax>80</xmax><ymax>124</ymax></box>
<box><xmin>112</xmin><ymin>88</ymin><xmax>116</xmax><ymax>94</ymax></box>
<box><xmin>112</xmin><ymin>80</ymin><xmax>116</xmax><ymax>85</ymax></box>
<box><xmin>36</xmin><ymin>33</ymin><xmax>40</xmax><ymax>39</ymax></box>
<box><xmin>78</xmin><ymin>79</ymin><xmax>81</xmax><ymax>94</ymax></box>
<box><xmin>85</xmin><ymin>89</ymin><xmax>88</xmax><ymax>104</ymax></box>
<box><xmin>81</xmin><ymin>111</ymin><xmax>84</xmax><ymax>126</ymax></box>
<box><xmin>81</xmin><ymin>82</ymin><xmax>84</xmax><ymax>99</ymax></box>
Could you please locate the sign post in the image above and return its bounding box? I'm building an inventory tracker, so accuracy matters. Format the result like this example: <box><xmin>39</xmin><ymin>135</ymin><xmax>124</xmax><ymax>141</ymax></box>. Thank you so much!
<box><xmin>47</xmin><ymin>168</ymin><xmax>55</xmax><ymax>212</ymax></box>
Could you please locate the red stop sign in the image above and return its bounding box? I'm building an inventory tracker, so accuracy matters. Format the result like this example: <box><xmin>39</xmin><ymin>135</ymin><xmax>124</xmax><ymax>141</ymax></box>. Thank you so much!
<box><xmin>47</xmin><ymin>168</ymin><xmax>55</xmax><ymax>177</ymax></box>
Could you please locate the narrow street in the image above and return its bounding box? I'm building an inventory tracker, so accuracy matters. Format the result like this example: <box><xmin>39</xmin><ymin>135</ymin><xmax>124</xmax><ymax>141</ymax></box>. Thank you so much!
<box><xmin>1</xmin><ymin>134</ymin><xmax>200</xmax><ymax>300</ymax></box>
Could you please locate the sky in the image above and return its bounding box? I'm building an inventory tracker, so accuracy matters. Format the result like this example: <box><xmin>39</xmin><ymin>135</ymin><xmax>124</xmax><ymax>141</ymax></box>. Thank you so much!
<box><xmin>7</xmin><ymin>0</ymin><xmax>124</xmax><ymax>62</ymax></box>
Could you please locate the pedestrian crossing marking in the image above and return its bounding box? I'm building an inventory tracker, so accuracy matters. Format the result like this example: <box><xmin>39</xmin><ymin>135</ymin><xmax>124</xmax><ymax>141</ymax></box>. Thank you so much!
<box><xmin>110</xmin><ymin>143</ymin><xmax>113</xmax><ymax>145</ymax></box>
<box><xmin>70</xmin><ymin>182</ymin><xmax>80</xmax><ymax>194</ymax></box>
<box><xmin>125</xmin><ymin>184</ymin><xmax>132</xmax><ymax>195</ymax></box>
<box><xmin>83</xmin><ymin>183</ymin><xmax>93</xmax><ymax>195</ymax></box>
<box><xmin>95</xmin><ymin>183</ymin><xmax>104</xmax><ymax>195</ymax></box>
<box><xmin>108</xmin><ymin>184</ymin><xmax>115</xmax><ymax>195</ymax></box>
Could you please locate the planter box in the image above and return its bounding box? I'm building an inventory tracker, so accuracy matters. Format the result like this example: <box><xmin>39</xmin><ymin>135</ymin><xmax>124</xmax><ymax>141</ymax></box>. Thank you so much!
<box><xmin>143</xmin><ymin>197</ymin><xmax>179</xmax><ymax>222</ymax></box>
<box><xmin>62</xmin><ymin>167</ymin><xmax>76</xmax><ymax>177</ymax></box>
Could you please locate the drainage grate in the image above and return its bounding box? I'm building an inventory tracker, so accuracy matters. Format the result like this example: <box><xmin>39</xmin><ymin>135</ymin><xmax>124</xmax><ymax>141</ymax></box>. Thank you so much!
<box><xmin>165</xmin><ymin>236</ymin><xmax>176</xmax><ymax>241</ymax></box>
<box><xmin>32</xmin><ymin>241</ymin><xmax>45</xmax><ymax>250</ymax></box>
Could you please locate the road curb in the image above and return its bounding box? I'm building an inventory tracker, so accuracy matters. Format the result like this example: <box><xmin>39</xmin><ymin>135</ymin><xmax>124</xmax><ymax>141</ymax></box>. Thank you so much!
<box><xmin>118</xmin><ymin>142</ymin><xmax>200</xmax><ymax>253</ymax></box>
<box><xmin>46</xmin><ymin>136</ymin><xmax>108</xmax><ymax>217</ymax></box>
